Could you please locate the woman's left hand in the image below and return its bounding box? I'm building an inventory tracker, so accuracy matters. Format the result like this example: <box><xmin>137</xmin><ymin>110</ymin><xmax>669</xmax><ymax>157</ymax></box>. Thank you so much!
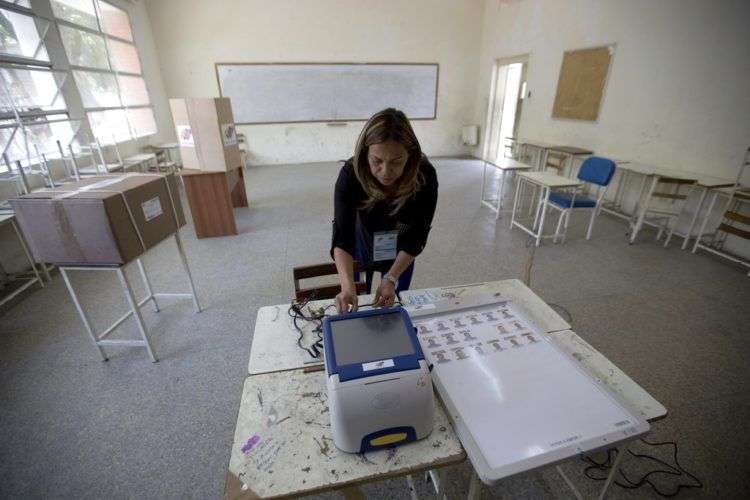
<box><xmin>374</xmin><ymin>279</ymin><xmax>397</xmax><ymax>308</ymax></box>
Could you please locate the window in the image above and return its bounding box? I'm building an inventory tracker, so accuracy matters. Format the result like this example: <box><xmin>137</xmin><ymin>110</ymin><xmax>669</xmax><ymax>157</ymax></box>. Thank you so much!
<box><xmin>54</xmin><ymin>0</ymin><xmax>155</xmax><ymax>142</ymax></box>
<box><xmin>0</xmin><ymin>7</ymin><xmax>50</xmax><ymax>63</ymax></box>
<box><xmin>0</xmin><ymin>2</ymin><xmax>74</xmax><ymax>173</ymax></box>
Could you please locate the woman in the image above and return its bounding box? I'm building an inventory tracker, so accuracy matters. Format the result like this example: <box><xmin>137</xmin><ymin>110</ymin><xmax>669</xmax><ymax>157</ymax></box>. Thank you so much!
<box><xmin>331</xmin><ymin>108</ymin><xmax>438</xmax><ymax>313</ymax></box>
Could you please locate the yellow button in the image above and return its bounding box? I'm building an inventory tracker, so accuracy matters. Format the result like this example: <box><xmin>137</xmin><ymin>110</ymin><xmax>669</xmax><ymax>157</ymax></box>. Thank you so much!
<box><xmin>371</xmin><ymin>433</ymin><xmax>408</xmax><ymax>446</ymax></box>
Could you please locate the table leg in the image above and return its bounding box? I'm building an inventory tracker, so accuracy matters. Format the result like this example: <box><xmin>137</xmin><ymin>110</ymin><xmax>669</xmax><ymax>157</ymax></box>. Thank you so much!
<box><xmin>136</xmin><ymin>258</ymin><xmax>159</xmax><ymax>312</ymax></box>
<box><xmin>60</xmin><ymin>268</ymin><xmax>107</xmax><ymax>361</ymax></box>
<box><xmin>510</xmin><ymin>175</ymin><xmax>522</xmax><ymax>229</ymax></box>
<box><xmin>174</xmin><ymin>232</ymin><xmax>202</xmax><ymax>313</ymax></box>
<box><xmin>406</xmin><ymin>474</ymin><xmax>420</xmax><ymax>500</ymax></box>
<box><xmin>597</xmin><ymin>445</ymin><xmax>625</xmax><ymax>500</ymax></box>
<box><xmin>467</xmin><ymin>470</ymin><xmax>481</xmax><ymax>500</ymax></box>
<box><xmin>692</xmin><ymin>191</ymin><xmax>719</xmax><ymax>253</ymax></box>
<box><xmin>117</xmin><ymin>268</ymin><xmax>158</xmax><ymax>363</ymax></box>
<box><xmin>11</xmin><ymin>219</ymin><xmax>43</xmax><ymax>288</ymax></box>
<box><xmin>480</xmin><ymin>160</ymin><xmax>488</xmax><ymax>208</ymax></box>
<box><xmin>496</xmin><ymin>169</ymin><xmax>507</xmax><ymax>220</ymax></box>
<box><xmin>629</xmin><ymin>176</ymin><xmax>658</xmax><ymax>244</ymax></box>
<box><xmin>532</xmin><ymin>185</ymin><xmax>545</xmax><ymax>231</ymax></box>
<box><xmin>681</xmin><ymin>187</ymin><xmax>708</xmax><ymax>250</ymax></box>
<box><xmin>535</xmin><ymin>187</ymin><xmax>551</xmax><ymax>247</ymax></box>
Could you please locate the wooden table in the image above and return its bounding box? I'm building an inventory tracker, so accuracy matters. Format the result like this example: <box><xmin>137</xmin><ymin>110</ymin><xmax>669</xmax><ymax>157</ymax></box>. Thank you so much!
<box><xmin>226</xmin><ymin>369</ymin><xmax>465</xmax><ymax>499</ymax></box>
<box><xmin>477</xmin><ymin>157</ymin><xmax>531</xmax><ymax>220</ymax></box>
<box><xmin>234</xmin><ymin>279</ymin><xmax>666</xmax><ymax>498</ymax></box>
<box><xmin>549</xmin><ymin>145</ymin><xmax>594</xmax><ymax>178</ymax></box>
<box><xmin>510</xmin><ymin>171</ymin><xmax>583</xmax><ymax>246</ymax></box>
<box><xmin>180</xmin><ymin>167</ymin><xmax>248</xmax><ymax>238</ymax></box>
<box><xmin>517</xmin><ymin>138</ymin><xmax>558</xmax><ymax>169</ymax></box>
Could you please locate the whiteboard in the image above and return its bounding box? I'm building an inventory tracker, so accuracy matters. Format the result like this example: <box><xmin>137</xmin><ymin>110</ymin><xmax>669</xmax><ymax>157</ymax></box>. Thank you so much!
<box><xmin>215</xmin><ymin>63</ymin><xmax>439</xmax><ymax>124</ymax></box>
<box><xmin>409</xmin><ymin>295</ymin><xmax>649</xmax><ymax>484</ymax></box>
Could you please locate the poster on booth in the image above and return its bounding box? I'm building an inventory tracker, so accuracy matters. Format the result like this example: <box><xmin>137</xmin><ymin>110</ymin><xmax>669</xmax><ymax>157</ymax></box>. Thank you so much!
<box><xmin>176</xmin><ymin>125</ymin><xmax>195</xmax><ymax>147</ymax></box>
<box><xmin>221</xmin><ymin>123</ymin><xmax>238</xmax><ymax>146</ymax></box>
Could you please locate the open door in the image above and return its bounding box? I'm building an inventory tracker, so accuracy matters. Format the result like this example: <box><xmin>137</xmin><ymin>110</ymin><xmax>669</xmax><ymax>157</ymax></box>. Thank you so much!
<box><xmin>483</xmin><ymin>57</ymin><xmax>528</xmax><ymax>163</ymax></box>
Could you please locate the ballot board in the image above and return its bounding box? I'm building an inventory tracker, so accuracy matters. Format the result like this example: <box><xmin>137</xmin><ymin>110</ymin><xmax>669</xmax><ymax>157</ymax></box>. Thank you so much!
<box><xmin>408</xmin><ymin>295</ymin><xmax>649</xmax><ymax>483</ymax></box>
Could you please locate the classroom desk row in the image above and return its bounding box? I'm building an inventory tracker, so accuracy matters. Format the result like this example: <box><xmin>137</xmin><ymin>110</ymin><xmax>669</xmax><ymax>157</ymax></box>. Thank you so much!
<box><xmin>480</xmin><ymin>141</ymin><xmax>745</xmax><ymax>260</ymax></box>
<box><xmin>230</xmin><ymin>279</ymin><xmax>667</xmax><ymax>499</ymax></box>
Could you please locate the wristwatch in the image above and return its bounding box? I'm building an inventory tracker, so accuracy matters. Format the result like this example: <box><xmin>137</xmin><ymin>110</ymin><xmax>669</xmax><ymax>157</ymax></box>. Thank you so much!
<box><xmin>382</xmin><ymin>273</ymin><xmax>398</xmax><ymax>286</ymax></box>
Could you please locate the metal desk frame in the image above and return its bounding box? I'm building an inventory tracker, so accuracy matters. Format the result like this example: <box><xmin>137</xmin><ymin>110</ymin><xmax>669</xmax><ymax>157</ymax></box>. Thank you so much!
<box><xmin>510</xmin><ymin>171</ymin><xmax>583</xmax><ymax>246</ymax></box>
<box><xmin>60</xmin><ymin>233</ymin><xmax>201</xmax><ymax>362</ymax></box>
<box><xmin>0</xmin><ymin>214</ymin><xmax>44</xmax><ymax>308</ymax></box>
<box><xmin>478</xmin><ymin>157</ymin><xmax>531</xmax><ymax>220</ymax></box>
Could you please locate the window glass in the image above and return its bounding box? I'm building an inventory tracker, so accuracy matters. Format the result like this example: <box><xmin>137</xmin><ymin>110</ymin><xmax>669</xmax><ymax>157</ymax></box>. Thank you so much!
<box><xmin>59</xmin><ymin>24</ymin><xmax>109</xmax><ymax>69</ymax></box>
<box><xmin>126</xmin><ymin>107</ymin><xmax>156</xmax><ymax>137</ymax></box>
<box><xmin>50</xmin><ymin>0</ymin><xmax>98</xmax><ymax>30</ymax></box>
<box><xmin>106</xmin><ymin>37</ymin><xmax>140</xmax><ymax>73</ymax></box>
<box><xmin>0</xmin><ymin>8</ymin><xmax>50</xmax><ymax>62</ymax></box>
<box><xmin>73</xmin><ymin>70</ymin><xmax>119</xmax><ymax>108</ymax></box>
<box><xmin>96</xmin><ymin>1</ymin><xmax>132</xmax><ymax>41</ymax></box>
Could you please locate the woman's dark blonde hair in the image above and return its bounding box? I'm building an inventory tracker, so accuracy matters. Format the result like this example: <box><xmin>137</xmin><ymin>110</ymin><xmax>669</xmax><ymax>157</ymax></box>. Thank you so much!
<box><xmin>352</xmin><ymin>108</ymin><xmax>424</xmax><ymax>214</ymax></box>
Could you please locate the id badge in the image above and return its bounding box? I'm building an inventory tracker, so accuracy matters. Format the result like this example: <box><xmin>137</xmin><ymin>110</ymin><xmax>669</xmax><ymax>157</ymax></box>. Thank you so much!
<box><xmin>373</xmin><ymin>230</ymin><xmax>398</xmax><ymax>262</ymax></box>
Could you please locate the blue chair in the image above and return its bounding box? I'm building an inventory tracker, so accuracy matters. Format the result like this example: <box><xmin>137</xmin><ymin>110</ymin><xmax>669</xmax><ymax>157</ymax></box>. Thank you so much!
<box><xmin>545</xmin><ymin>156</ymin><xmax>616</xmax><ymax>242</ymax></box>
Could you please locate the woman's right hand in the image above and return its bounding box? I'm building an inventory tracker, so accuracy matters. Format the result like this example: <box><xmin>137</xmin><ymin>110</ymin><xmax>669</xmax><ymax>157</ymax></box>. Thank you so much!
<box><xmin>335</xmin><ymin>284</ymin><xmax>358</xmax><ymax>314</ymax></box>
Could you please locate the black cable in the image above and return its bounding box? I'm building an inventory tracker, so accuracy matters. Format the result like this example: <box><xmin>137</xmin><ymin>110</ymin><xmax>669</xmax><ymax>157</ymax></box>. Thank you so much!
<box><xmin>288</xmin><ymin>294</ymin><xmax>405</xmax><ymax>359</ymax></box>
<box><xmin>580</xmin><ymin>439</ymin><xmax>702</xmax><ymax>497</ymax></box>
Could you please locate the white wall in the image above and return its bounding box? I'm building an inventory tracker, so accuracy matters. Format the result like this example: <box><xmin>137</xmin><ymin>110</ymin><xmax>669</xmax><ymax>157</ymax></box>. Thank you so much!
<box><xmin>144</xmin><ymin>0</ymin><xmax>484</xmax><ymax>165</ymax></box>
<box><xmin>473</xmin><ymin>0</ymin><xmax>750</xmax><ymax>184</ymax></box>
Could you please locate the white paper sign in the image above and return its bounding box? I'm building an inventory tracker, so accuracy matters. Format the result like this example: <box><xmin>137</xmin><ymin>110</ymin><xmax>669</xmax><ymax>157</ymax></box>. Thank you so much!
<box><xmin>176</xmin><ymin>125</ymin><xmax>194</xmax><ymax>147</ymax></box>
<box><xmin>141</xmin><ymin>197</ymin><xmax>163</xmax><ymax>221</ymax></box>
<box><xmin>373</xmin><ymin>230</ymin><xmax>398</xmax><ymax>261</ymax></box>
<box><xmin>362</xmin><ymin>359</ymin><xmax>395</xmax><ymax>371</ymax></box>
<box><xmin>221</xmin><ymin>123</ymin><xmax>238</xmax><ymax>146</ymax></box>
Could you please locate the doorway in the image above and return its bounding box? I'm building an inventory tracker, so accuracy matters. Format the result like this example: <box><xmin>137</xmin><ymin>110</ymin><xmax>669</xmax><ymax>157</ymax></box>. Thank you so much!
<box><xmin>483</xmin><ymin>57</ymin><xmax>528</xmax><ymax>164</ymax></box>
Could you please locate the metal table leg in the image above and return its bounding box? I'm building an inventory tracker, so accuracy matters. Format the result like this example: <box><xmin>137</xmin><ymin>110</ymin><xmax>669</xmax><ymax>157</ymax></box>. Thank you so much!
<box><xmin>137</xmin><ymin>258</ymin><xmax>159</xmax><ymax>312</ymax></box>
<box><xmin>10</xmin><ymin>219</ymin><xmax>43</xmax><ymax>288</ymax></box>
<box><xmin>629</xmin><ymin>175</ymin><xmax>659</xmax><ymax>244</ymax></box>
<box><xmin>535</xmin><ymin>187</ymin><xmax>551</xmax><ymax>247</ymax></box>
<box><xmin>174</xmin><ymin>233</ymin><xmax>202</xmax><ymax>313</ymax></box>
<box><xmin>116</xmin><ymin>268</ymin><xmax>158</xmax><ymax>363</ymax></box>
<box><xmin>60</xmin><ymin>268</ymin><xmax>108</xmax><ymax>361</ymax></box>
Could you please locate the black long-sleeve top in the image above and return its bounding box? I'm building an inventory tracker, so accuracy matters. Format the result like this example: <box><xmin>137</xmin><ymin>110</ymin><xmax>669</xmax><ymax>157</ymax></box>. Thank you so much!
<box><xmin>331</xmin><ymin>157</ymin><xmax>439</xmax><ymax>272</ymax></box>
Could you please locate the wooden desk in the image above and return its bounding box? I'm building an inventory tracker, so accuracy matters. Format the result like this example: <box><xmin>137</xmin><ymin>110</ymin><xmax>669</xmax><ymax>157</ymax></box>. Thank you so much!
<box><xmin>236</xmin><ymin>279</ymin><xmax>666</xmax><ymax>499</ymax></box>
<box><xmin>180</xmin><ymin>167</ymin><xmax>248</xmax><ymax>238</ymax></box>
<box><xmin>517</xmin><ymin>138</ymin><xmax>557</xmax><ymax>169</ymax></box>
<box><xmin>226</xmin><ymin>369</ymin><xmax>464</xmax><ymax>499</ymax></box>
<box><xmin>510</xmin><ymin>171</ymin><xmax>583</xmax><ymax>246</ymax></box>
<box><xmin>550</xmin><ymin>146</ymin><xmax>594</xmax><ymax>156</ymax></box>
<box><xmin>477</xmin><ymin>157</ymin><xmax>531</xmax><ymax>220</ymax></box>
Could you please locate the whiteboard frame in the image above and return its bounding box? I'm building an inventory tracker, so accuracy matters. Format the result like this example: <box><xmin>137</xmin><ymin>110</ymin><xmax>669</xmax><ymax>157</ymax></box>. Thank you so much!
<box><xmin>214</xmin><ymin>62</ymin><xmax>440</xmax><ymax>125</ymax></box>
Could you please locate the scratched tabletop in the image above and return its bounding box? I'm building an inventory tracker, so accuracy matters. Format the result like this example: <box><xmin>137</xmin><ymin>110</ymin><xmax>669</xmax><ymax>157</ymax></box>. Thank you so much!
<box><xmin>248</xmin><ymin>294</ymin><xmax>376</xmax><ymax>375</ymax></box>
<box><xmin>227</xmin><ymin>368</ymin><xmax>465</xmax><ymax>498</ymax></box>
<box><xmin>249</xmin><ymin>280</ymin><xmax>572</xmax><ymax>376</ymax></box>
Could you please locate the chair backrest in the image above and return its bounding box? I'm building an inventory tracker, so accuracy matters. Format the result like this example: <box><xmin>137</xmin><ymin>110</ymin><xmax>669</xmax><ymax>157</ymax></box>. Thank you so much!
<box><xmin>292</xmin><ymin>261</ymin><xmax>367</xmax><ymax>302</ymax></box>
<box><xmin>543</xmin><ymin>151</ymin><xmax>567</xmax><ymax>174</ymax></box>
<box><xmin>577</xmin><ymin>156</ymin><xmax>616</xmax><ymax>186</ymax></box>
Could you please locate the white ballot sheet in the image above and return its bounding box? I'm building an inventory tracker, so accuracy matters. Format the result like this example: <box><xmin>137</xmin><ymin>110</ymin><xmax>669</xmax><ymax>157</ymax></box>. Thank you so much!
<box><xmin>410</xmin><ymin>297</ymin><xmax>649</xmax><ymax>483</ymax></box>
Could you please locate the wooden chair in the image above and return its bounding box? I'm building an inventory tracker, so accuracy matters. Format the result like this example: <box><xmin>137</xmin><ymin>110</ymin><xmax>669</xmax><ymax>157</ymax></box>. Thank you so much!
<box><xmin>292</xmin><ymin>262</ymin><xmax>367</xmax><ymax>302</ymax></box>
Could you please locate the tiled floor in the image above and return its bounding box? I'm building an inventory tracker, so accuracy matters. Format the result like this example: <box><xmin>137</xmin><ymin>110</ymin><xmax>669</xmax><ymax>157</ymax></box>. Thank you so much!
<box><xmin>0</xmin><ymin>158</ymin><xmax>748</xmax><ymax>499</ymax></box>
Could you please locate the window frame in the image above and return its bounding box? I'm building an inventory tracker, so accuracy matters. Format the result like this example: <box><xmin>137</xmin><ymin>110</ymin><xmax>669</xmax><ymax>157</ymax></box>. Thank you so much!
<box><xmin>54</xmin><ymin>0</ymin><xmax>156</xmax><ymax>142</ymax></box>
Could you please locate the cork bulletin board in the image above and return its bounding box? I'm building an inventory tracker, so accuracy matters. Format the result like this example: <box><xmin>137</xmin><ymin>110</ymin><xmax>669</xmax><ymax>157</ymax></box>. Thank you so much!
<box><xmin>552</xmin><ymin>45</ymin><xmax>613</xmax><ymax>121</ymax></box>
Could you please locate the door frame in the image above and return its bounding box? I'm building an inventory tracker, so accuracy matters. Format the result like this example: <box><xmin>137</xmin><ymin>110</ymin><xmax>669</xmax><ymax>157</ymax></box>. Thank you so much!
<box><xmin>482</xmin><ymin>54</ymin><xmax>530</xmax><ymax>162</ymax></box>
